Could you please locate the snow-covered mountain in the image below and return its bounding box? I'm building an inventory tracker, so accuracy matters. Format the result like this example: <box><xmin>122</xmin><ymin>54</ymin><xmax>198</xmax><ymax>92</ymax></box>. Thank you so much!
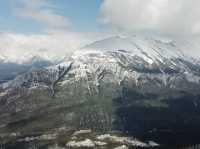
<box><xmin>1</xmin><ymin>35</ymin><xmax>200</xmax><ymax>102</ymax></box>
<box><xmin>82</xmin><ymin>35</ymin><xmax>199</xmax><ymax>62</ymax></box>
<box><xmin>1</xmin><ymin>35</ymin><xmax>200</xmax><ymax>147</ymax></box>
<box><xmin>0</xmin><ymin>49</ymin><xmax>65</xmax><ymax>65</ymax></box>
<box><xmin>0</xmin><ymin>48</ymin><xmax>67</xmax><ymax>83</ymax></box>
<box><xmin>74</xmin><ymin>36</ymin><xmax>200</xmax><ymax>82</ymax></box>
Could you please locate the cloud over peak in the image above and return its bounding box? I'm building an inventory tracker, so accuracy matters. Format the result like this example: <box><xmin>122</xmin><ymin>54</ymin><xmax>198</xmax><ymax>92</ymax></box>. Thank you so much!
<box><xmin>99</xmin><ymin>0</ymin><xmax>200</xmax><ymax>35</ymax></box>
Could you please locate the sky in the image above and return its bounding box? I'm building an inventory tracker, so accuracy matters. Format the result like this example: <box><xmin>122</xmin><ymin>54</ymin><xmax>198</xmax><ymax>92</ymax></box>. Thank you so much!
<box><xmin>0</xmin><ymin>0</ymin><xmax>103</xmax><ymax>33</ymax></box>
<box><xmin>0</xmin><ymin>0</ymin><xmax>200</xmax><ymax>59</ymax></box>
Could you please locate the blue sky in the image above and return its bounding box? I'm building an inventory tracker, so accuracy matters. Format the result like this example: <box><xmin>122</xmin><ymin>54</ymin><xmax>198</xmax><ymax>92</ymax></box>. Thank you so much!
<box><xmin>55</xmin><ymin>0</ymin><xmax>103</xmax><ymax>32</ymax></box>
<box><xmin>0</xmin><ymin>0</ymin><xmax>39</xmax><ymax>32</ymax></box>
<box><xmin>0</xmin><ymin>0</ymin><xmax>103</xmax><ymax>33</ymax></box>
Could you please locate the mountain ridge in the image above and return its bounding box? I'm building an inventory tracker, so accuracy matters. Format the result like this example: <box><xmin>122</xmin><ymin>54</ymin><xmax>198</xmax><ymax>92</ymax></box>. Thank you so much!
<box><xmin>1</xmin><ymin>35</ymin><xmax>200</xmax><ymax>64</ymax></box>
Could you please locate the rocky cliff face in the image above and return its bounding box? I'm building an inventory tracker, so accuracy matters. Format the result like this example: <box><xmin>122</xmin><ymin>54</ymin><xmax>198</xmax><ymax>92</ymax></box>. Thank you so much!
<box><xmin>0</xmin><ymin>36</ymin><xmax>200</xmax><ymax>148</ymax></box>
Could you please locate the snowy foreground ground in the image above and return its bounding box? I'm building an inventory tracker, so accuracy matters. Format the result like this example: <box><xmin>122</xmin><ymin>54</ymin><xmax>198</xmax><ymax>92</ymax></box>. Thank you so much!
<box><xmin>1</xmin><ymin>127</ymin><xmax>159</xmax><ymax>149</ymax></box>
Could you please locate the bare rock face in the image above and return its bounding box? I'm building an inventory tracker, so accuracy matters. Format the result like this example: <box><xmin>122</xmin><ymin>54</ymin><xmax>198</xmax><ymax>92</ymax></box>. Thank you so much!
<box><xmin>1</xmin><ymin>36</ymin><xmax>200</xmax><ymax>148</ymax></box>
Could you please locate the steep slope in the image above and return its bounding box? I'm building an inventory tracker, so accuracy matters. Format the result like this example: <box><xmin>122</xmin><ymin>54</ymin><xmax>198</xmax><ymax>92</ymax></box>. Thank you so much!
<box><xmin>0</xmin><ymin>36</ymin><xmax>200</xmax><ymax>148</ymax></box>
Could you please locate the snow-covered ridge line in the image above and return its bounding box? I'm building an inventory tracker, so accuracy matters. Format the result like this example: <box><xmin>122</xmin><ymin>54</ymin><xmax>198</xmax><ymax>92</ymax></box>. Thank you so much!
<box><xmin>81</xmin><ymin>36</ymin><xmax>200</xmax><ymax>64</ymax></box>
<box><xmin>1</xmin><ymin>35</ymin><xmax>200</xmax><ymax>65</ymax></box>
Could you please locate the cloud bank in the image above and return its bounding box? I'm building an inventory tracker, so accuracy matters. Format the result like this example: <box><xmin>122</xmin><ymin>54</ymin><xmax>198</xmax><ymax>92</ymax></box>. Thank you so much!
<box><xmin>0</xmin><ymin>31</ymin><xmax>89</xmax><ymax>60</ymax></box>
<box><xmin>0</xmin><ymin>32</ymin><xmax>110</xmax><ymax>62</ymax></box>
<box><xmin>99</xmin><ymin>0</ymin><xmax>200</xmax><ymax>35</ymax></box>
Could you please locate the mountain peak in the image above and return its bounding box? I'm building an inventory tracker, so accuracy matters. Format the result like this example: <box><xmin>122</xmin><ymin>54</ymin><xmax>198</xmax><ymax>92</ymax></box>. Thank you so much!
<box><xmin>79</xmin><ymin>35</ymin><xmax>187</xmax><ymax>65</ymax></box>
<box><xmin>82</xmin><ymin>36</ymin><xmax>136</xmax><ymax>52</ymax></box>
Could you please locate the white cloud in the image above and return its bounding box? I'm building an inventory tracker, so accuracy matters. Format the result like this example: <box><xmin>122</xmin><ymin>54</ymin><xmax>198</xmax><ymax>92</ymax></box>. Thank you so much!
<box><xmin>0</xmin><ymin>31</ymin><xmax>88</xmax><ymax>61</ymax></box>
<box><xmin>99</xmin><ymin>0</ymin><xmax>200</xmax><ymax>35</ymax></box>
<box><xmin>0</xmin><ymin>30</ymin><xmax>112</xmax><ymax>63</ymax></box>
<box><xmin>15</xmin><ymin>0</ymin><xmax>70</xmax><ymax>30</ymax></box>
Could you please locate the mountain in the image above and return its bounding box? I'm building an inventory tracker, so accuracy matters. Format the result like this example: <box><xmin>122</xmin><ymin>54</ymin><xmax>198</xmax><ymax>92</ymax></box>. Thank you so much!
<box><xmin>0</xmin><ymin>47</ymin><xmax>66</xmax><ymax>64</ymax></box>
<box><xmin>0</xmin><ymin>49</ymin><xmax>67</xmax><ymax>84</ymax></box>
<box><xmin>0</xmin><ymin>36</ymin><xmax>200</xmax><ymax>148</ymax></box>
